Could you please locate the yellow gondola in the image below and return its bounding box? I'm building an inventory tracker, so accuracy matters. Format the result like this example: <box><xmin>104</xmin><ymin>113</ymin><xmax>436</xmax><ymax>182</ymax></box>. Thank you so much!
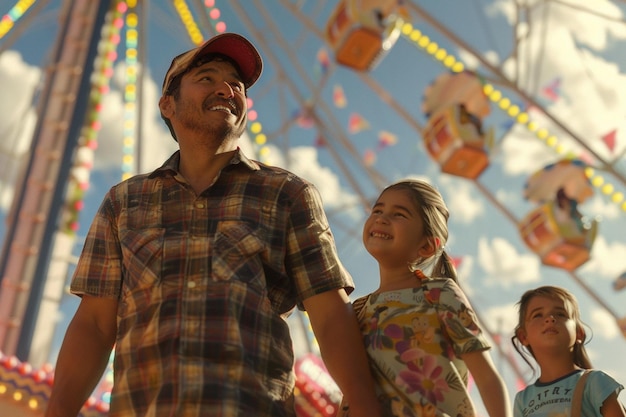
<box><xmin>325</xmin><ymin>0</ymin><xmax>406</xmax><ymax>71</ymax></box>
<box><xmin>422</xmin><ymin>104</ymin><xmax>491</xmax><ymax>179</ymax></box>
<box><xmin>518</xmin><ymin>201</ymin><xmax>598</xmax><ymax>271</ymax></box>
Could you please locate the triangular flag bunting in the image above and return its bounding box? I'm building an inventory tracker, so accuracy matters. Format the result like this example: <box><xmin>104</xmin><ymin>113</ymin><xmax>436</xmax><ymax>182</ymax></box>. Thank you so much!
<box><xmin>348</xmin><ymin>113</ymin><xmax>370</xmax><ymax>134</ymax></box>
<box><xmin>377</xmin><ymin>131</ymin><xmax>397</xmax><ymax>150</ymax></box>
<box><xmin>315</xmin><ymin>135</ymin><xmax>327</xmax><ymax>147</ymax></box>
<box><xmin>602</xmin><ymin>129</ymin><xmax>617</xmax><ymax>152</ymax></box>
<box><xmin>295</xmin><ymin>108</ymin><xmax>314</xmax><ymax>129</ymax></box>
<box><xmin>541</xmin><ymin>77</ymin><xmax>561</xmax><ymax>102</ymax></box>
<box><xmin>333</xmin><ymin>84</ymin><xmax>347</xmax><ymax>108</ymax></box>
<box><xmin>316</xmin><ymin>47</ymin><xmax>330</xmax><ymax>75</ymax></box>
<box><xmin>363</xmin><ymin>149</ymin><xmax>376</xmax><ymax>166</ymax></box>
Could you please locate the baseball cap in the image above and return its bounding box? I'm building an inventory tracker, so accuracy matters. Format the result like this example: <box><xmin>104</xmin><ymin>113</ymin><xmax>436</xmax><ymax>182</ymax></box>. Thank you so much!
<box><xmin>162</xmin><ymin>33</ymin><xmax>263</xmax><ymax>95</ymax></box>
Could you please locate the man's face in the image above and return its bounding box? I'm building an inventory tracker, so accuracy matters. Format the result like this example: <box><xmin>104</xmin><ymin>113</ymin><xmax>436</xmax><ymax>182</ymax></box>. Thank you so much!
<box><xmin>160</xmin><ymin>58</ymin><xmax>248</xmax><ymax>144</ymax></box>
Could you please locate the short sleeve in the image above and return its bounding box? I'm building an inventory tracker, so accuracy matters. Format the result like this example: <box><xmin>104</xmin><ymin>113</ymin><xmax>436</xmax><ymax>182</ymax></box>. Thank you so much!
<box><xmin>70</xmin><ymin>191</ymin><xmax>123</xmax><ymax>298</ymax></box>
<box><xmin>513</xmin><ymin>391</ymin><xmax>525</xmax><ymax>417</ymax></box>
<box><xmin>285</xmin><ymin>183</ymin><xmax>354</xmax><ymax>306</ymax></box>
<box><xmin>583</xmin><ymin>370</ymin><xmax>624</xmax><ymax>416</ymax></box>
<box><xmin>429</xmin><ymin>278</ymin><xmax>491</xmax><ymax>355</ymax></box>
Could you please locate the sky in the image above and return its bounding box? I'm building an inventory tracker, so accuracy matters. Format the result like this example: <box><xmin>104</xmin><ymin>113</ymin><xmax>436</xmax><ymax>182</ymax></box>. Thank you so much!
<box><xmin>1</xmin><ymin>0</ymin><xmax>626</xmax><ymax>412</ymax></box>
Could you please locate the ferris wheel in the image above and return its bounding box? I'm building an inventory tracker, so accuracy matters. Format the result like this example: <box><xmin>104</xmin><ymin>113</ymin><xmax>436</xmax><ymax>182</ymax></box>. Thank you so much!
<box><xmin>1</xmin><ymin>0</ymin><xmax>626</xmax><ymax>415</ymax></box>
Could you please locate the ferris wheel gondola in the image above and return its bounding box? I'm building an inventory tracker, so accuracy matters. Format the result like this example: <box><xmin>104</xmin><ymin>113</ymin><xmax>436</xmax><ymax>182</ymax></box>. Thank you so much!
<box><xmin>324</xmin><ymin>0</ymin><xmax>407</xmax><ymax>71</ymax></box>
<box><xmin>421</xmin><ymin>70</ymin><xmax>491</xmax><ymax>119</ymax></box>
<box><xmin>523</xmin><ymin>159</ymin><xmax>594</xmax><ymax>204</ymax></box>
<box><xmin>519</xmin><ymin>159</ymin><xmax>598</xmax><ymax>271</ymax></box>
<box><xmin>421</xmin><ymin>71</ymin><xmax>493</xmax><ymax>179</ymax></box>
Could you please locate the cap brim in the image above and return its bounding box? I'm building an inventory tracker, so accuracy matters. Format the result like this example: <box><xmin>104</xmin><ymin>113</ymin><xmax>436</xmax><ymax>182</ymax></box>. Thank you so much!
<box><xmin>162</xmin><ymin>33</ymin><xmax>263</xmax><ymax>94</ymax></box>
<box><xmin>196</xmin><ymin>33</ymin><xmax>262</xmax><ymax>88</ymax></box>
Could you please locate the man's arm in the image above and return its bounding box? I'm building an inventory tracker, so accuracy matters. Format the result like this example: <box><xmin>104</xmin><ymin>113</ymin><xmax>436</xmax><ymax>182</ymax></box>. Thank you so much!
<box><xmin>303</xmin><ymin>288</ymin><xmax>382</xmax><ymax>417</ymax></box>
<box><xmin>45</xmin><ymin>295</ymin><xmax>118</xmax><ymax>417</ymax></box>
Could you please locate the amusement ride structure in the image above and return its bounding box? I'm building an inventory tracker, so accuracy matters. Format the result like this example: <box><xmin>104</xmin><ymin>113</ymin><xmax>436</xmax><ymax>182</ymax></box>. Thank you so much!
<box><xmin>0</xmin><ymin>0</ymin><xmax>626</xmax><ymax>415</ymax></box>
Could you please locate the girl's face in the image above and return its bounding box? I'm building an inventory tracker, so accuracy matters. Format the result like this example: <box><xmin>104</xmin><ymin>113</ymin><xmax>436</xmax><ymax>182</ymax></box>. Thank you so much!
<box><xmin>362</xmin><ymin>188</ymin><xmax>431</xmax><ymax>268</ymax></box>
<box><xmin>518</xmin><ymin>295</ymin><xmax>579</xmax><ymax>355</ymax></box>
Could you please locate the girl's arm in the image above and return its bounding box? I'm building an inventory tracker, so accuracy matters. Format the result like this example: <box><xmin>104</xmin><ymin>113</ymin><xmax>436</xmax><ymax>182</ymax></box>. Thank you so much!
<box><xmin>461</xmin><ymin>350</ymin><xmax>513</xmax><ymax>417</ymax></box>
<box><xmin>600</xmin><ymin>392</ymin><xmax>626</xmax><ymax>417</ymax></box>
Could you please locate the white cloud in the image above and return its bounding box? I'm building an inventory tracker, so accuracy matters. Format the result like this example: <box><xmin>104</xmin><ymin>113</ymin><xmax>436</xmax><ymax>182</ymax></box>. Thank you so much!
<box><xmin>0</xmin><ymin>51</ymin><xmax>40</xmax><ymax>126</ymax></box>
<box><xmin>254</xmin><ymin>143</ymin><xmax>284</xmax><ymax>167</ymax></box>
<box><xmin>582</xmin><ymin>193</ymin><xmax>620</xmax><ymax>221</ymax></box>
<box><xmin>480</xmin><ymin>303</ymin><xmax>520</xmax><ymax>341</ymax></box>
<box><xmin>494</xmin><ymin>187</ymin><xmax>525</xmax><ymax>209</ymax></box>
<box><xmin>579</xmin><ymin>235</ymin><xmax>626</xmax><ymax>278</ymax></box>
<box><xmin>499</xmin><ymin>124</ymin><xmax>560</xmax><ymax>177</ymax></box>
<box><xmin>458</xmin><ymin>47</ymin><xmax>501</xmax><ymax>71</ymax></box>
<box><xmin>455</xmin><ymin>255</ymin><xmax>476</xmax><ymax>296</ymax></box>
<box><xmin>545</xmin><ymin>1</ymin><xmax>626</xmax><ymax>50</ymax></box>
<box><xmin>0</xmin><ymin>51</ymin><xmax>40</xmax><ymax>210</ymax></box>
<box><xmin>440</xmin><ymin>179</ymin><xmax>485</xmax><ymax>223</ymax></box>
<box><xmin>589</xmin><ymin>307</ymin><xmax>619</xmax><ymax>339</ymax></box>
<box><xmin>489</xmin><ymin>0</ymin><xmax>626</xmax><ymax>182</ymax></box>
<box><xmin>281</xmin><ymin>146</ymin><xmax>359</xmax><ymax>211</ymax></box>
<box><xmin>491</xmin><ymin>0</ymin><xmax>625</xmax><ymax>44</ymax></box>
<box><xmin>93</xmin><ymin>63</ymin><xmax>178</xmax><ymax>173</ymax></box>
<box><xmin>457</xmin><ymin>49</ymin><xmax>480</xmax><ymax>71</ymax></box>
<box><xmin>478</xmin><ymin>236</ymin><xmax>541</xmax><ymax>286</ymax></box>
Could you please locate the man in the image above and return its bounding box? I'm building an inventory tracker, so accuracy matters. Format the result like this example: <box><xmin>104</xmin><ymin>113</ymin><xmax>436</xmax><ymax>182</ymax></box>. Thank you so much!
<box><xmin>45</xmin><ymin>33</ymin><xmax>381</xmax><ymax>417</ymax></box>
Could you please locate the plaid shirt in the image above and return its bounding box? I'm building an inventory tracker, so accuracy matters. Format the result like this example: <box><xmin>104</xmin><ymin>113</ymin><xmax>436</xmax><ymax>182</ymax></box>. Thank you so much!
<box><xmin>71</xmin><ymin>150</ymin><xmax>353</xmax><ymax>417</ymax></box>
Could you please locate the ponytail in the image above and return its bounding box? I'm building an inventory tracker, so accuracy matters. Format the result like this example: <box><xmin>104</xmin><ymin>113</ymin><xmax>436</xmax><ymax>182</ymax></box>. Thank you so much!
<box><xmin>434</xmin><ymin>250</ymin><xmax>458</xmax><ymax>283</ymax></box>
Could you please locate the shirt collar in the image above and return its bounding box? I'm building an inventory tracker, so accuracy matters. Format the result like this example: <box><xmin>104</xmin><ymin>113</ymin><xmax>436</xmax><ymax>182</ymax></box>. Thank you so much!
<box><xmin>149</xmin><ymin>147</ymin><xmax>260</xmax><ymax>178</ymax></box>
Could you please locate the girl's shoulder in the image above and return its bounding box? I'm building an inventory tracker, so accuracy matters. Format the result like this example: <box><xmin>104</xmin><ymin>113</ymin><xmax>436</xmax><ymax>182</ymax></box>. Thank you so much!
<box><xmin>518</xmin><ymin>370</ymin><xmax>622</xmax><ymax>400</ymax></box>
<box><xmin>416</xmin><ymin>276</ymin><xmax>456</xmax><ymax>297</ymax></box>
<box><xmin>583</xmin><ymin>369</ymin><xmax>624</xmax><ymax>389</ymax></box>
<box><xmin>422</xmin><ymin>276</ymin><xmax>463</xmax><ymax>291</ymax></box>
<box><xmin>514</xmin><ymin>370</ymin><xmax>624</xmax><ymax>417</ymax></box>
<box><xmin>576</xmin><ymin>369</ymin><xmax>624</xmax><ymax>389</ymax></box>
<box><xmin>580</xmin><ymin>370</ymin><xmax>625</xmax><ymax>416</ymax></box>
<box><xmin>421</xmin><ymin>277</ymin><xmax>473</xmax><ymax>307</ymax></box>
<box><xmin>531</xmin><ymin>369</ymin><xmax>612</xmax><ymax>387</ymax></box>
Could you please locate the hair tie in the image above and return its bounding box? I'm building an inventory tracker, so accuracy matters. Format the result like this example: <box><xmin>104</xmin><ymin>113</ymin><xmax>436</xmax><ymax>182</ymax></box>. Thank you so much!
<box><xmin>414</xmin><ymin>269</ymin><xmax>428</xmax><ymax>280</ymax></box>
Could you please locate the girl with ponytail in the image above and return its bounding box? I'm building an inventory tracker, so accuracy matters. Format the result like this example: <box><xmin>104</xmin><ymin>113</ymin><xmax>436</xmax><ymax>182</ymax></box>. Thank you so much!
<box><xmin>342</xmin><ymin>179</ymin><xmax>512</xmax><ymax>417</ymax></box>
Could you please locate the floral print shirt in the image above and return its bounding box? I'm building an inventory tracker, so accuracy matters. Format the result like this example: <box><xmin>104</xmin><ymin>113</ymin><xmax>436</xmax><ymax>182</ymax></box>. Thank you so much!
<box><xmin>353</xmin><ymin>277</ymin><xmax>490</xmax><ymax>417</ymax></box>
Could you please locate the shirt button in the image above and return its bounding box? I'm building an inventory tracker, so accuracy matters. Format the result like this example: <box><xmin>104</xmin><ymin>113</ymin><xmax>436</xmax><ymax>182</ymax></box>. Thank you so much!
<box><xmin>188</xmin><ymin>281</ymin><xmax>197</xmax><ymax>288</ymax></box>
<box><xmin>196</xmin><ymin>203</ymin><xmax>205</xmax><ymax>208</ymax></box>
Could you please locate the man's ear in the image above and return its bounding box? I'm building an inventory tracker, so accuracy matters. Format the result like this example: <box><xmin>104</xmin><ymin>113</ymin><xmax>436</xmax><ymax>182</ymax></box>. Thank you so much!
<box><xmin>159</xmin><ymin>95</ymin><xmax>173</xmax><ymax>118</ymax></box>
<box><xmin>516</xmin><ymin>328</ymin><xmax>528</xmax><ymax>346</ymax></box>
<box><xmin>417</xmin><ymin>237</ymin><xmax>439</xmax><ymax>258</ymax></box>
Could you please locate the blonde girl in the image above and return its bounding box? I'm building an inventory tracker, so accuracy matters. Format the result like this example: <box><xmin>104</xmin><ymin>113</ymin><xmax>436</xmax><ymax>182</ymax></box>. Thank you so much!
<box><xmin>512</xmin><ymin>285</ymin><xmax>625</xmax><ymax>417</ymax></box>
<box><xmin>349</xmin><ymin>180</ymin><xmax>511</xmax><ymax>417</ymax></box>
